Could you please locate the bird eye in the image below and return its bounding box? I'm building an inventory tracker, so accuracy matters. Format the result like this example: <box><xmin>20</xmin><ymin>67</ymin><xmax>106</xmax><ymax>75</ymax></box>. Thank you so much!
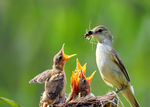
<box><xmin>82</xmin><ymin>79</ymin><xmax>86</xmax><ymax>83</ymax></box>
<box><xmin>88</xmin><ymin>30</ymin><xmax>93</xmax><ymax>35</ymax></box>
<box><xmin>98</xmin><ymin>29</ymin><xmax>103</xmax><ymax>33</ymax></box>
<box><xmin>58</xmin><ymin>54</ymin><xmax>62</xmax><ymax>60</ymax></box>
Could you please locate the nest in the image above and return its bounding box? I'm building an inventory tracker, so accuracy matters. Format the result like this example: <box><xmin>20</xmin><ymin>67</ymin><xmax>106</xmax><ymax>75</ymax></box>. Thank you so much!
<box><xmin>53</xmin><ymin>92</ymin><xmax>119</xmax><ymax>107</ymax></box>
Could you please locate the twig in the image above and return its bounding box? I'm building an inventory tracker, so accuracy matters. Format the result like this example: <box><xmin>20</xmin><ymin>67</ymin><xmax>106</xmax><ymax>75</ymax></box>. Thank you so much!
<box><xmin>53</xmin><ymin>91</ymin><xmax>119</xmax><ymax>107</ymax></box>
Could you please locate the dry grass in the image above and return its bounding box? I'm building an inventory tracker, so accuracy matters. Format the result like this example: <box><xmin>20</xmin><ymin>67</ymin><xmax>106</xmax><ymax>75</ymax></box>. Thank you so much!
<box><xmin>53</xmin><ymin>92</ymin><xmax>119</xmax><ymax>107</ymax></box>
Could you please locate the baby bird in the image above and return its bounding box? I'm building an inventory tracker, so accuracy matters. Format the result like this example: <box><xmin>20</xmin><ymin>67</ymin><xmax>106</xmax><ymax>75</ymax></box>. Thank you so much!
<box><xmin>29</xmin><ymin>44</ymin><xmax>76</xmax><ymax>107</ymax></box>
<box><xmin>66</xmin><ymin>59</ymin><xmax>83</xmax><ymax>102</ymax></box>
<box><xmin>67</xmin><ymin>59</ymin><xmax>95</xmax><ymax>102</ymax></box>
<box><xmin>78</xmin><ymin>69</ymin><xmax>96</xmax><ymax>98</ymax></box>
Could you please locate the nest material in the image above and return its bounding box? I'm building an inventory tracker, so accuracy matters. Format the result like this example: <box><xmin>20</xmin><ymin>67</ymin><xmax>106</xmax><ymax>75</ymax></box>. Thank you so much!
<box><xmin>53</xmin><ymin>92</ymin><xmax>119</xmax><ymax>107</ymax></box>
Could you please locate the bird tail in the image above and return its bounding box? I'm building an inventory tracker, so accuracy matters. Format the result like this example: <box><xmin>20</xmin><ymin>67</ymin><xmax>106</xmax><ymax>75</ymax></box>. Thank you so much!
<box><xmin>121</xmin><ymin>85</ymin><xmax>140</xmax><ymax>107</ymax></box>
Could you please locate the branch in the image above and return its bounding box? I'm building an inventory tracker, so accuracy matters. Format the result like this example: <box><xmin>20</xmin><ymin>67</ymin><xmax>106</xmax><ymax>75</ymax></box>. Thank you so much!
<box><xmin>54</xmin><ymin>92</ymin><xmax>119</xmax><ymax>107</ymax></box>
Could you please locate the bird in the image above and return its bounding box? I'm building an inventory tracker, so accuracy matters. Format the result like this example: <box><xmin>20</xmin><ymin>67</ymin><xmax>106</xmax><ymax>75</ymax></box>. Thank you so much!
<box><xmin>66</xmin><ymin>59</ymin><xmax>85</xmax><ymax>102</ymax></box>
<box><xmin>67</xmin><ymin>59</ymin><xmax>95</xmax><ymax>102</ymax></box>
<box><xmin>29</xmin><ymin>44</ymin><xmax>76</xmax><ymax>107</ymax></box>
<box><xmin>78</xmin><ymin>69</ymin><xmax>96</xmax><ymax>99</ymax></box>
<box><xmin>84</xmin><ymin>25</ymin><xmax>140</xmax><ymax>107</ymax></box>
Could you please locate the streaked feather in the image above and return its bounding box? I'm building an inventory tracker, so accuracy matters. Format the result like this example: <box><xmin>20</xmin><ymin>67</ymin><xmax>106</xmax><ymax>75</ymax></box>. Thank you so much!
<box><xmin>29</xmin><ymin>70</ymin><xmax>52</xmax><ymax>84</ymax></box>
<box><xmin>111</xmin><ymin>49</ymin><xmax>130</xmax><ymax>82</ymax></box>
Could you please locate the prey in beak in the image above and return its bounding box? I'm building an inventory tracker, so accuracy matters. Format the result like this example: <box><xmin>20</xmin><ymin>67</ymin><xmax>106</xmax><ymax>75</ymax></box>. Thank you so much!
<box><xmin>84</xmin><ymin>30</ymin><xmax>95</xmax><ymax>40</ymax></box>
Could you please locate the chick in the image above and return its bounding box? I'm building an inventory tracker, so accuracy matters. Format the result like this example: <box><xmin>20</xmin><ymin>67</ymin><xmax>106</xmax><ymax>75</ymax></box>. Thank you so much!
<box><xmin>67</xmin><ymin>59</ymin><xmax>95</xmax><ymax>102</ymax></box>
<box><xmin>29</xmin><ymin>44</ymin><xmax>76</xmax><ymax>107</ymax></box>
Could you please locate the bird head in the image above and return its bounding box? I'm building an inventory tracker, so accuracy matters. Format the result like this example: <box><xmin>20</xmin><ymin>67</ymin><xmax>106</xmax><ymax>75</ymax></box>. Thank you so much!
<box><xmin>78</xmin><ymin>70</ymin><xmax>96</xmax><ymax>96</ymax></box>
<box><xmin>53</xmin><ymin>44</ymin><xmax>76</xmax><ymax>70</ymax></box>
<box><xmin>84</xmin><ymin>25</ymin><xmax>112</xmax><ymax>43</ymax></box>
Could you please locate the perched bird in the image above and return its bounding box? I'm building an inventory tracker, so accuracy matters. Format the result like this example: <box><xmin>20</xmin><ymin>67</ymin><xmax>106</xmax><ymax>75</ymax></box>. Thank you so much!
<box><xmin>67</xmin><ymin>59</ymin><xmax>95</xmax><ymax>102</ymax></box>
<box><xmin>29</xmin><ymin>44</ymin><xmax>76</xmax><ymax>107</ymax></box>
<box><xmin>84</xmin><ymin>25</ymin><xmax>140</xmax><ymax>107</ymax></box>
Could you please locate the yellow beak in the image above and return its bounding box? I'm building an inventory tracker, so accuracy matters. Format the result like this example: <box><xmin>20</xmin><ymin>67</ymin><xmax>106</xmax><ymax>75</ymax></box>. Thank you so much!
<box><xmin>60</xmin><ymin>44</ymin><xmax>76</xmax><ymax>61</ymax></box>
<box><xmin>86</xmin><ymin>71</ymin><xmax>96</xmax><ymax>83</ymax></box>
<box><xmin>63</xmin><ymin>53</ymin><xmax>77</xmax><ymax>61</ymax></box>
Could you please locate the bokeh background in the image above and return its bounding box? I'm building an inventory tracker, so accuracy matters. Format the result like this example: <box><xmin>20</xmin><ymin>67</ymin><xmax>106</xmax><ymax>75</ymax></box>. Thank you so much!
<box><xmin>0</xmin><ymin>0</ymin><xmax>150</xmax><ymax>107</ymax></box>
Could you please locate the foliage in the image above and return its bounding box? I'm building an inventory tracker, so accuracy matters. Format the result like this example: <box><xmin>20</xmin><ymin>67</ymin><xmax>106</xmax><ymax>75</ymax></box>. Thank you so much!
<box><xmin>0</xmin><ymin>0</ymin><xmax>150</xmax><ymax>107</ymax></box>
<box><xmin>0</xmin><ymin>97</ymin><xmax>21</xmax><ymax>107</ymax></box>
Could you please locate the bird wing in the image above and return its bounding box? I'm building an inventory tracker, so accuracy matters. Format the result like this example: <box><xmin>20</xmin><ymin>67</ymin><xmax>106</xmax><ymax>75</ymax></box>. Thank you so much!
<box><xmin>45</xmin><ymin>73</ymin><xmax>65</xmax><ymax>100</ymax></box>
<box><xmin>111</xmin><ymin>49</ymin><xmax>130</xmax><ymax>82</ymax></box>
<box><xmin>29</xmin><ymin>70</ymin><xmax>52</xmax><ymax>84</ymax></box>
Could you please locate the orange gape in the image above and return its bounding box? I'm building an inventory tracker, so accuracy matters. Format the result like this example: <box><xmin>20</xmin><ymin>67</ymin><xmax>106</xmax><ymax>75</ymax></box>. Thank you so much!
<box><xmin>29</xmin><ymin>44</ymin><xmax>76</xmax><ymax>107</ymax></box>
<box><xmin>71</xmin><ymin>71</ymin><xmax>79</xmax><ymax>94</ymax></box>
<box><xmin>75</xmin><ymin>59</ymin><xmax>86</xmax><ymax>75</ymax></box>
<box><xmin>75</xmin><ymin>59</ymin><xmax>96</xmax><ymax>84</ymax></box>
<box><xmin>68</xmin><ymin>59</ymin><xmax>96</xmax><ymax>101</ymax></box>
<box><xmin>70</xmin><ymin>59</ymin><xmax>86</xmax><ymax>94</ymax></box>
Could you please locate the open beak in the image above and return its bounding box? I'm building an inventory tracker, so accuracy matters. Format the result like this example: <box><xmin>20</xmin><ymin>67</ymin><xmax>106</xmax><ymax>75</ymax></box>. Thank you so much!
<box><xmin>86</xmin><ymin>71</ymin><xmax>96</xmax><ymax>83</ymax></box>
<box><xmin>84</xmin><ymin>30</ymin><xmax>95</xmax><ymax>38</ymax></box>
<box><xmin>71</xmin><ymin>71</ymin><xmax>79</xmax><ymax>92</ymax></box>
<box><xmin>60</xmin><ymin>44</ymin><xmax>76</xmax><ymax>61</ymax></box>
<box><xmin>82</xmin><ymin>63</ymin><xmax>87</xmax><ymax>75</ymax></box>
<box><xmin>63</xmin><ymin>53</ymin><xmax>76</xmax><ymax>61</ymax></box>
<box><xmin>75</xmin><ymin>59</ymin><xmax>87</xmax><ymax>77</ymax></box>
<box><xmin>76</xmin><ymin>58</ymin><xmax>82</xmax><ymax>71</ymax></box>
<box><xmin>80</xmin><ymin>70</ymin><xmax>86</xmax><ymax>80</ymax></box>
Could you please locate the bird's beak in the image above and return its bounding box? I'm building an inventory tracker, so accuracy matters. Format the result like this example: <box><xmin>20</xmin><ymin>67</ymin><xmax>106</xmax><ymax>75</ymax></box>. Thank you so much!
<box><xmin>76</xmin><ymin>58</ymin><xmax>82</xmax><ymax>71</ymax></box>
<box><xmin>71</xmin><ymin>71</ymin><xmax>79</xmax><ymax>91</ymax></box>
<box><xmin>80</xmin><ymin>70</ymin><xmax>86</xmax><ymax>80</ymax></box>
<box><xmin>63</xmin><ymin>53</ymin><xmax>76</xmax><ymax>61</ymax></box>
<box><xmin>75</xmin><ymin>59</ymin><xmax>87</xmax><ymax>77</ymax></box>
<box><xmin>86</xmin><ymin>71</ymin><xmax>96</xmax><ymax>83</ymax></box>
<box><xmin>60</xmin><ymin>44</ymin><xmax>76</xmax><ymax>61</ymax></box>
<box><xmin>84</xmin><ymin>30</ymin><xmax>96</xmax><ymax>39</ymax></box>
<box><xmin>82</xmin><ymin>63</ymin><xmax>87</xmax><ymax>75</ymax></box>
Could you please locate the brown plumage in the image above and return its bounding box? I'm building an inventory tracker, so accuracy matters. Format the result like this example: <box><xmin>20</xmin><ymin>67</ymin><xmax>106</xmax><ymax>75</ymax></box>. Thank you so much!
<box><xmin>78</xmin><ymin>70</ymin><xmax>96</xmax><ymax>98</ymax></box>
<box><xmin>85</xmin><ymin>25</ymin><xmax>140</xmax><ymax>107</ymax></box>
<box><xmin>29</xmin><ymin>44</ymin><xmax>76</xmax><ymax>107</ymax></box>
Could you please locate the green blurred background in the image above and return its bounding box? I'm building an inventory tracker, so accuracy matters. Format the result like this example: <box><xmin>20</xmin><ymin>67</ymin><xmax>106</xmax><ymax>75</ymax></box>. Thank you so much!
<box><xmin>0</xmin><ymin>0</ymin><xmax>150</xmax><ymax>107</ymax></box>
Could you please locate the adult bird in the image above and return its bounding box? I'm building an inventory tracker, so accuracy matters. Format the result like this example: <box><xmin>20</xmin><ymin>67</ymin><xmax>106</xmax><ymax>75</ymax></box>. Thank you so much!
<box><xmin>29</xmin><ymin>44</ymin><xmax>76</xmax><ymax>107</ymax></box>
<box><xmin>84</xmin><ymin>25</ymin><xmax>140</xmax><ymax>107</ymax></box>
